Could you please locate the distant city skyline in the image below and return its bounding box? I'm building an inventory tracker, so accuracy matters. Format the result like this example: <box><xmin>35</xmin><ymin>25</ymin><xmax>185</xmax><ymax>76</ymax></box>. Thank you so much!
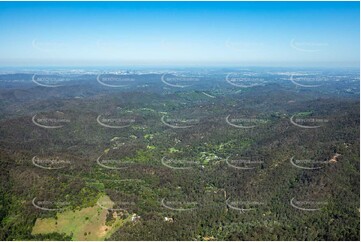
<box><xmin>0</xmin><ymin>1</ymin><xmax>359</xmax><ymax>67</ymax></box>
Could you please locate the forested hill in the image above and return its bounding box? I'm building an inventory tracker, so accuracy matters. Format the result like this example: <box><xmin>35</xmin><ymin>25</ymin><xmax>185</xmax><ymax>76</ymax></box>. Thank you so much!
<box><xmin>0</xmin><ymin>69</ymin><xmax>359</xmax><ymax>240</ymax></box>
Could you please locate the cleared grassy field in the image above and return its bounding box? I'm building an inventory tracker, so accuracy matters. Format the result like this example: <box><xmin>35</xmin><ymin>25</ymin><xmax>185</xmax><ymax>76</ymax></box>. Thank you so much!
<box><xmin>32</xmin><ymin>195</ymin><xmax>128</xmax><ymax>241</ymax></box>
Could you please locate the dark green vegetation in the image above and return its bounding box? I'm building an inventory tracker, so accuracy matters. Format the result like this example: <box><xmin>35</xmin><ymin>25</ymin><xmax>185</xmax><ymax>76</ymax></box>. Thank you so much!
<box><xmin>0</xmin><ymin>68</ymin><xmax>359</xmax><ymax>240</ymax></box>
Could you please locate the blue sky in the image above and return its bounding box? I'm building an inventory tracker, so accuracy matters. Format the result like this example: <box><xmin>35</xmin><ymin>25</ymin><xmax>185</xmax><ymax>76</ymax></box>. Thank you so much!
<box><xmin>0</xmin><ymin>1</ymin><xmax>359</xmax><ymax>67</ymax></box>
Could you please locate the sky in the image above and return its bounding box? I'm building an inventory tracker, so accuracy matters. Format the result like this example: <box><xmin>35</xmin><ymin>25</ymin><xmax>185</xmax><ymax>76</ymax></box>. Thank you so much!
<box><xmin>0</xmin><ymin>1</ymin><xmax>359</xmax><ymax>67</ymax></box>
